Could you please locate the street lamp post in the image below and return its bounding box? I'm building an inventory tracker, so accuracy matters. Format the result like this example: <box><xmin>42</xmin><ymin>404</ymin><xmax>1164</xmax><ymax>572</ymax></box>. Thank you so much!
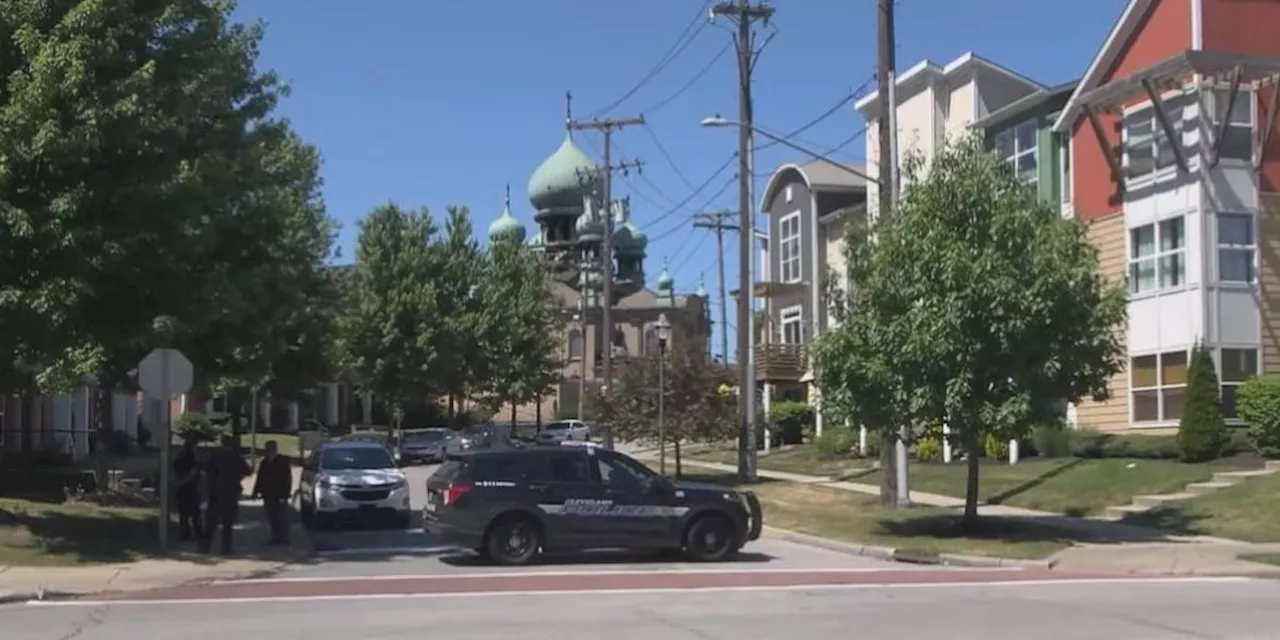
<box><xmin>656</xmin><ymin>313</ymin><xmax>671</xmax><ymax>477</ymax></box>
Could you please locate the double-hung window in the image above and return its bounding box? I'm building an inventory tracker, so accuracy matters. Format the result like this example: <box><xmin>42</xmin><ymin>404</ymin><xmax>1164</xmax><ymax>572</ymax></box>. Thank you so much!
<box><xmin>1123</xmin><ymin>94</ymin><xmax>1188</xmax><ymax>180</ymax></box>
<box><xmin>1217</xmin><ymin>213</ymin><xmax>1255</xmax><ymax>283</ymax></box>
<box><xmin>779</xmin><ymin>212</ymin><xmax>802</xmax><ymax>283</ymax></box>
<box><xmin>1131</xmin><ymin>350</ymin><xmax>1188</xmax><ymax>423</ymax></box>
<box><xmin>1128</xmin><ymin>217</ymin><xmax>1185</xmax><ymax>294</ymax></box>
<box><xmin>1213</xmin><ymin>88</ymin><xmax>1253</xmax><ymax>163</ymax></box>
<box><xmin>1219</xmin><ymin>348</ymin><xmax>1259</xmax><ymax>420</ymax></box>
<box><xmin>994</xmin><ymin>119</ymin><xmax>1038</xmax><ymax>188</ymax></box>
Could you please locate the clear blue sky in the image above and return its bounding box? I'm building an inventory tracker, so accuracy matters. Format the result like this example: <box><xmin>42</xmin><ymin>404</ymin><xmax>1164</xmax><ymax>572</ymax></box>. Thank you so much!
<box><xmin>234</xmin><ymin>0</ymin><xmax>1122</xmax><ymax>356</ymax></box>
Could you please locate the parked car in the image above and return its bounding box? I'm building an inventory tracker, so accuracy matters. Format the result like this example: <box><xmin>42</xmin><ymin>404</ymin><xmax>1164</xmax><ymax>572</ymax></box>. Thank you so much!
<box><xmin>298</xmin><ymin>440</ymin><xmax>412</xmax><ymax>529</ymax></box>
<box><xmin>398</xmin><ymin>428</ymin><xmax>454</xmax><ymax>464</ymax></box>
<box><xmin>442</xmin><ymin>425</ymin><xmax>513</xmax><ymax>457</ymax></box>
<box><xmin>534</xmin><ymin>420</ymin><xmax>591</xmax><ymax>445</ymax></box>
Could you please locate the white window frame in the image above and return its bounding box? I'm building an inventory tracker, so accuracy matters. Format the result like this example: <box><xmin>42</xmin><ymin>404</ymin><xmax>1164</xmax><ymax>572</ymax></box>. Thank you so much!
<box><xmin>1129</xmin><ymin>349</ymin><xmax>1189</xmax><ymax>425</ymax></box>
<box><xmin>993</xmin><ymin>119</ymin><xmax>1039</xmax><ymax>188</ymax></box>
<box><xmin>1217</xmin><ymin>212</ymin><xmax>1256</xmax><ymax>284</ymax></box>
<box><xmin>1218</xmin><ymin>347</ymin><xmax>1259</xmax><ymax>422</ymax></box>
<box><xmin>779</xmin><ymin>306</ymin><xmax>803</xmax><ymax>344</ymax></box>
<box><xmin>1211</xmin><ymin>87</ymin><xmax>1254</xmax><ymax>164</ymax></box>
<box><xmin>567</xmin><ymin>328</ymin><xmax>583</xmax><ymax>360</ymax></box>
<box><xmin>1059</xmin><ymin>137</ymin><xmax>1071</xmax><ymax>204</ymax></box>
<box><xmin>1128</xmin><ymin>216</ymin><xmax>1186</xmax><ymax>296</ymax></box>
<box><xmin>1121</xmin><ymin>92</ymin><xmax>1190</xmax><ymax>184</ymax></box>
<box><xmin>784</xmin><ymin>185</ymin><xmax>794</xmax><ymax>203</ymax></box>
<box><xmin>778</xmin><ymin>212</ymin><xmax>802</xmax><ymax>283</ymax></box>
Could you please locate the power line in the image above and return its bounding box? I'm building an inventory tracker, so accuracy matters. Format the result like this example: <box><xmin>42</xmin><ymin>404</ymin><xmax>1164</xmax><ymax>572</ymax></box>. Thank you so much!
<box><xmin>643</xmin><ymin>156</ymin><xmax>737</xmax><ymax>237</ymax></box>
<box><xmin>647</xmin><ymin>173</ymin><xmax>736</xmax><ymax>244</ymax></box>
<box><xmin>643</xmin><ymin>124</ymin><xmax>696</xmax><ymax>191</ymax></box>
<box><xmin>756</xmin><ymin>75</ymin><xmax>874</xmax><ymax>151</ymax></box>
<box><xmin>638</xmin><ymin>42</ymin><xmax>732</xmax><ymax>115</ymax></box>
<box><xmin>587</xmin><ymin>2</ymin><xmax>712</xmax><ymax>118</ymax></box>
<box><xmin>692</xmin><ymin>210</ymin><xmax>738</xmax><ymax>362</ymax></box>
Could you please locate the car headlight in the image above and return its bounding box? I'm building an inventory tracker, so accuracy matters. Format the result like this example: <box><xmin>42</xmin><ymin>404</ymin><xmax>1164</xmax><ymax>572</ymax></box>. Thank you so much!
<box><xmin>388</xmin><ymin>479</ymin><xmax>406</xmax><ymax>490</ymax></box>
<box><xmin>318</xmin><ymin>477</ymin><xmax>333</xmax><ymax>490</ymax></box>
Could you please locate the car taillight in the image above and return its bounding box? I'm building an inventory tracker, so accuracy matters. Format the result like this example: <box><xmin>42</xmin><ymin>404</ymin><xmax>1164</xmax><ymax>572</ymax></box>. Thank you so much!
<box><xmin>443</xmin><ymin>482</ymin><xmax>473</xmax><ymax>505</ymax></box>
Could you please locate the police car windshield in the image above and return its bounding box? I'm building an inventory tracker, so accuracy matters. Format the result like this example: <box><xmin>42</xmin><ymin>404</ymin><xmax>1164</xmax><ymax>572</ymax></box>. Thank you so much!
<box><xmin>321</xmin><ymin>446</ymin><xmax>395</xmax><ymax>470</ymax></box>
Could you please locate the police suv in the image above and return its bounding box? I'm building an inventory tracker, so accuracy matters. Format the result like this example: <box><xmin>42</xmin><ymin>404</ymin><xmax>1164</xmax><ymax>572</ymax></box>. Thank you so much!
<box><xmin>422</xmin><ymin>442</ymin><xmax>763</xmax><ymax>565</ymax></box>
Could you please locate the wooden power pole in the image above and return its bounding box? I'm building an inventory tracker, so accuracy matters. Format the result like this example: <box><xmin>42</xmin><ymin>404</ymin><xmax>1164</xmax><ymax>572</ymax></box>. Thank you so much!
<box><xmin>875</xmin><ymin>0</ymin><xmax>899</xmax><ymax>507</ymax></box>
<box><xmin>692</xmin><ymin>210</ymin><xmax>738</xmax><ymax>363</ymax></box>
<box><xmin>567</xmin><ymin>115</ymin><xmax>644</xmax><ymax>450</ymax></box>
<box><xmin>711</xmin><ymin>0</ymin><xmax>772</xmax><ymax>481</ymax></box>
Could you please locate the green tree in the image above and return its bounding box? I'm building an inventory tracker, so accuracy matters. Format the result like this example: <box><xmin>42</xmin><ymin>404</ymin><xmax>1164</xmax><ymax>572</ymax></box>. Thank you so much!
<box><xmin>594</xmin><ymin>335</ymin><xmax>736</xmax><ymax>477</ymax></box>
<box><xmin>427</xmin><ymin>207</ymin><xmax>488</xmax><ymax>412</ymax></box>
<box><xmin>0</xmin><ymin>0</ymin><xmax>333</xmax><ymax>485</ymax></box>
<box><xmin>814</xmin><ymin>135</ymin><xmax>1127</xmax><ymax>523</ymax></box>
<box><xmin>1176</xmin><ymin>344</ymin><xmax>1228</xmax><ymax>462</ymax></box>
<box><xmin>339</xmin><ymin>203</ymin><xmax>441</xmax><ymax>422</ymax></box>
<box><xmin>476</xmin><ymin>237</ymin><xmax>563</xmax><ymax>423</ymax></box>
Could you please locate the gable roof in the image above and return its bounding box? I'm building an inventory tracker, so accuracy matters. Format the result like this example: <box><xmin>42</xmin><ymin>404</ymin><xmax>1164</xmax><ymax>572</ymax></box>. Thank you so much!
<box><xmin>1051</xmin><ymin>0</ymin><xmax>1155</xmax><ymax>133</ymax></box>
<box><xmin>973</xmin><ymin>80</ymin><xmax>1080</xmax><ymax>130</ymax></box>
<box><xmin>854</xmin><ymin>52</ymin><xmax>1045</xmax><ymax>119</ymax></box>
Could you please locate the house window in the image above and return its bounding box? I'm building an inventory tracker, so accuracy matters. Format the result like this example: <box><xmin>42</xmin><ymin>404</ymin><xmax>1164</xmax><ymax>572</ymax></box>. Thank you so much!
<box><xmin>1122</xmin><ymin>94</ymin><xmax>1188</xmax><ymax>179</ymax></box>
<box><xmin>994</xmin><ymin>119</ymin><xmax>1038</xmax><ymax>187</ymax></box>
<box><xmin>1131</xmin><ymin>350</ymin><xmax>1188</xmax><ymax>423</ymax></box>
<box><xmin>785</xmin><ymin>185</ymin><xmax>794</xmax><ymax>203</ymax></box>
<box><xmin>779</xmin><ymin>306</ymin><xmax>803</xmax><ymax>344</ymax></box>
<box><xmin>643</xmin><ymin>326</ymin><xmax>659</xmax><ymax>354</ymax></box>
<box><xmin>1060</xmin><ymin>139</ymin><xmax>1071</xmax><ymax>203</ymax></box>
<box><xmin>779</xmin><ymin>212</ymin><xmax>802</xmax><ymax>283</ymax></box>
<box><xmin>567</xmin><ymin>329</ymin><xmax>583</xmax><ymax>360</ymax></box>
<box><xmin>1214</xmin><ymin>88</ymin><xmax>1253</xmax><ymax>162</ymax></box>
<box><xmin>1128</xmin><ymin>217</ymin><xmax>1185</xmax><ymax>294</ymax></box>
<box><xmin>1220</xmin><ymin>348</ymin><xmax>1258</xmax><ymax>419</ymax></box>
<box><xmin>1218</xmin><ymin>213</ymin><xmax>1255</xmax><ymax>283</ymax></box>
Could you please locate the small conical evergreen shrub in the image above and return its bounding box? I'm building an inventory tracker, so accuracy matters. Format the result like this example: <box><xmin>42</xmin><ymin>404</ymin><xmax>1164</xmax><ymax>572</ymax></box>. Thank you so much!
<box><xmin>1176</xmin><ymin>344</ymin><xmax>1228</xmax><ymax>462</ymax></box>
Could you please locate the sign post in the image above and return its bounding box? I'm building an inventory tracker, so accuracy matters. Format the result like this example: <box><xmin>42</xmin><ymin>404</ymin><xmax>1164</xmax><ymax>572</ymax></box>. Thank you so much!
<box><xmin>137</xmin><ymin>348</ymin><xmax>194</xmax><ymax>551</ymax></box>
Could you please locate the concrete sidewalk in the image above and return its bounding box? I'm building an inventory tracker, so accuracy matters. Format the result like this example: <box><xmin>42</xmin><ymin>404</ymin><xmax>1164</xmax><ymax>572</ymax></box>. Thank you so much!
<box><xmin>663</xmin><ymin>458</ymin><xmax>1280</xmax><ymax>576</ymax></box>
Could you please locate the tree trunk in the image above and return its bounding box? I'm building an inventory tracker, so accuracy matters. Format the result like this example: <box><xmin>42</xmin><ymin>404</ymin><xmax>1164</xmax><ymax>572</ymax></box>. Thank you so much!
<box><xmin>674</xmin><ymin>440</ymin><xmax>682</xmax><ymax>479</ymax></box>
<box><xmin>92</xmin><ymin>384</ymin><xmax>114</xmax><ymax>492</ymax></box>
<box><xmin>878</xmin><ymin>430</ymin><xmax>897</xmax><ymax>507</ymax></box>
<box><xmin>509</xmin><ymin>404</ymin><xmax>516</xmax><ymax>429</ymax></box>
<box><xmin>447</xmin><ymin>395</ymin><xmax>456</xmax><ymax>420</ymax></box>
<box><xmin>962</xmin><ymin>429</ymin><xmax>982</xmax><ymax>526</ymax></box>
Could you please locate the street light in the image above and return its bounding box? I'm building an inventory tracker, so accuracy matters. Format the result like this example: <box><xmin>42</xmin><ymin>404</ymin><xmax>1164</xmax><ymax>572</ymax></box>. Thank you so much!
<box><xmin>656</xmin><ymin>313</ymin><xmax>671</xmax><ymax>477</ymax></box>
<box><xmin>699</xmin><ymin>116</ymin><xmax>881</xmax><ymax>185</ymax></box>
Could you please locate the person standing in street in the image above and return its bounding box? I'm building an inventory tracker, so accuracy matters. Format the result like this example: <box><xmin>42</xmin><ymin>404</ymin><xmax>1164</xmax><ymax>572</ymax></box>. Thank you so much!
<box><xmin>201</xmin><ymin>434</ymin><xmax>251</xmax><ymax>554</ymax></box>
<box><xmin>251</xmin><ymin>439</ymin><xmax>293</xmax><ymax>545</ymax></box>
<box><xmin>172</xmin><ymin>436</ymin><xmax>203</xmax><ymax>541</ymax></box>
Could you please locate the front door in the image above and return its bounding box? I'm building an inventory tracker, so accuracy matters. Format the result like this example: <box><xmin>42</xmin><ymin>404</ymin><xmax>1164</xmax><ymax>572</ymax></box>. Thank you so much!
<box><xmin>529</xmin><ymin>450</ymin><xmax>600</xmax><ymax>545</ymax></box>
<box><xmin>588</xmin><ymin>449</ymin><xmax>679</xmax><ymax>546</ymax></box>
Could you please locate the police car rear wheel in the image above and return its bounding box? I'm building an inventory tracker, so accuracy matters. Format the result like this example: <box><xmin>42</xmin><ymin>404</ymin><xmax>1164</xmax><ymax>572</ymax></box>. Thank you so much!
<box><xmin>683</xmin><ymin>514</ymin><xmax>737</xmax><ymax>562</ymax></box>
<box><xmin>485</xmin><ymin>515</ymin><xmax>542</xmax><ymax>565</ymax></box>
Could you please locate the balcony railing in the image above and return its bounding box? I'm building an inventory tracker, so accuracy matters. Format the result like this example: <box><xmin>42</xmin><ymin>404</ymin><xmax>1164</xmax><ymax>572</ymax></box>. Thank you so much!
<box><xmin>755</xmin><ymin>343</ymin><xmax>807</xmax><ymax>382</ymax></box>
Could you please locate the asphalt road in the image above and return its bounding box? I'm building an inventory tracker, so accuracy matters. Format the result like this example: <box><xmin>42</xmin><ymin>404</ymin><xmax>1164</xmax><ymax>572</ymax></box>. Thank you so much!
<box><xmin>6</xmin><ymin>575</ymin><xmax>1278</xmax><ymax>639</ymax></box>
<box><xmin>297</xmin><ymin>461</ymin><xmax>907</xmax><ymax>578</ymax></box>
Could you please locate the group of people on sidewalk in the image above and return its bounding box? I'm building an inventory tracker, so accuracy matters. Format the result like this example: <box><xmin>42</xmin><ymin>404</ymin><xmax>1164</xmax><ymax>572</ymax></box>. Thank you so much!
<box><xmin>170</xmin><ymin>435</ymin><xmax>294</xmax><ymax>554</ymax></box>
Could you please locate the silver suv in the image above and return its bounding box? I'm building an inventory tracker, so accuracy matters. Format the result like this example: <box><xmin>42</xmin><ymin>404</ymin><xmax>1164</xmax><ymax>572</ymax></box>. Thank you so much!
<box><xmin>298</xmin><ymin>441</ymin><xmax>412</xmax><ymax>528</ymax></box>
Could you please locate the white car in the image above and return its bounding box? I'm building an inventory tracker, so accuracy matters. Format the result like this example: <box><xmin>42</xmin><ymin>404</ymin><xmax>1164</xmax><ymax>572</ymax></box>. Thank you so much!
<box><xmin>298</xmin><ymin>441</ymin><xmax>412</xmax><ymax>529</ymax></box>
<box><xmin>535</xmin><ymin>420</ymin><xmax>591</xmax><ymax>445</ymax></box>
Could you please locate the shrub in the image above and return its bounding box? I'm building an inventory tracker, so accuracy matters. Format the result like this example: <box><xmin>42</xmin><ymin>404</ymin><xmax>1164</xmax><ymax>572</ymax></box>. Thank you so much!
<box><xmin>1176</xmin><ymin>344</ymin><xmax>1229</xmax><ymax>462</ymax></box>
<box><xmin>913</xmin><ymin>435</ymin><xmax>942</xmax><ymax>462</ymax></box>
<box><xmin>814</xmin><ymin>427</ymin><xmax>857</xmax><ymax>456</ymax></box>
<box><xmin>173</xmin><ymin>412</ymin><xmax>228</xmax><ymax>443</ymax></box>
<box><xmin>981</xmin><ymin>433</ymin><xmax>1008</xmax><ymax>460</ymax></box>
<box><xmin>767</xmin><ymin>401</ymin><xmax>813</xmax><ymax>445</ymax></box>
<box><xmin>858</xmin><ymin>431</ymin><xmax>881</xmax><ymax>458</ymax></box>
<box><xmin>1031</xmin><ymin>421</ymin><xmax>1072</xmax><ymax>458</ymax></box>
<box><xmin>1236</xmin><ymin>374</ymin><xmax>1280</xmax><ymax>458</ymax></box>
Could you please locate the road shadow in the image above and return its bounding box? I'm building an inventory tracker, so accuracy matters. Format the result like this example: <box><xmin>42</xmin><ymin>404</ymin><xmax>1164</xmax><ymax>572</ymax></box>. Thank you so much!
<box><xmin>875</xmin><ymin>510</ymin><xmax>1210</xmax><ymax>548</ymax></box>
<box><xmin>437</xmin><ymin>549</ymin><xmax>777</xmax><ymax>567</ymax></box>
<box><xmin>1110</xmin><ymin>505</ymin><xmax>1216</xmax><ymax>538</ymax></box>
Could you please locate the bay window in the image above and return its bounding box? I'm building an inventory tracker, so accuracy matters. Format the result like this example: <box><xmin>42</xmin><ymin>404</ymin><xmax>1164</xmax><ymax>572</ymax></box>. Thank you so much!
<box><xmin>1217</xmin><ymin>213</ymin><xmax>1255</xmax><ymax>283</ymax></box>
<box><xmin>1122</xmin><ymin>94</ymin><xmax>1189</xmax><ymax>180</ymax></box>
<box><xmin>1219</xmin><ymin>348</ymin><xmax>1258</xmax><ymax>419</ymax></box>
<box><xmin>1131</xmin><ymin>350</ymin><xmax>1188</xmax><ymax>423</ymax></box>
<box><xmin>1128</xmin><ymin>217</ymin><xmax>1185</xmax><ymax>294</ymax></box>
<box><xmin>779</xmin><ymin>212</ymin><xmax>802</xmax><ymax>283</ymax></box>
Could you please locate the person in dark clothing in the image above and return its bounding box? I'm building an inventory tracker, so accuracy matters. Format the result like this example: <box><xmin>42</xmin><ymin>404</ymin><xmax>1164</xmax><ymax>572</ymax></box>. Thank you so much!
<box><xmin>251</xmin><ymin>440</ymin><xmax>293</xmax><ymax>545</ymax></box>
<box><xmin>172</xmin><ymin>437</ymin><xmax>203</xmax><ymax>541</ymax></box>
<box><xmin>201</xmin><ymin>434</ymin><xmax>251</xmax><ymax>554</ymax></box>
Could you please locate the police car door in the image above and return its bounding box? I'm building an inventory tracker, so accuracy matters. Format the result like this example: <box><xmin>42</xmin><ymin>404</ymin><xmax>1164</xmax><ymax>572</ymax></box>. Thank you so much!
<box><xmin>530</xmin><ymin>449</ymin><xmax>600</xmax><ymax>544</ymax></box>
<box><xmin>589</xmin><ymin>449</ymin><xmax>675</xmax><ymax>545</ymax></box>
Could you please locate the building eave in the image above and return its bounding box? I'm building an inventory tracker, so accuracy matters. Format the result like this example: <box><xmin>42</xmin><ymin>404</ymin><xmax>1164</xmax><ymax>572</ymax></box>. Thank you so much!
<box><xmin>1052</xmin><ymin>0</ymin><xmax>1154</xmax><ymax>133</ymax></box>
<box><xmin>854</xmin><ymin>52</ymin><xmax>1044</xmax><ymax>120</ymax></box>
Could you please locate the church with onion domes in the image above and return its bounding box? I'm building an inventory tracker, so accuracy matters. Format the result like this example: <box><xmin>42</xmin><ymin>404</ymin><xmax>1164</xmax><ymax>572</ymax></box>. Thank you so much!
<box><xmin>484</xmin><ymin>99</ymin><xmax>711</xmax><ymax>422</ymax></box>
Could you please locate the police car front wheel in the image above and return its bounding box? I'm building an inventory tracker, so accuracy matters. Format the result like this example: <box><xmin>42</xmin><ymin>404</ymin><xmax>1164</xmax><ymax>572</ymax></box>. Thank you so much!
<box><xmin>484</xmin><ymin>515</ymin><xmax>543</xmax><ymax>566</ymax></box>
<box><xmin>683</xmin><ymin>513</ymin><xmax>739</xmax><ymax>562</ymax></box>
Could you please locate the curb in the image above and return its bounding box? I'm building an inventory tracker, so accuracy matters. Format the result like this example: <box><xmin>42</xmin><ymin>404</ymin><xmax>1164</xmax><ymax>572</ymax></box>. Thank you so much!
<box><xmin>762</xmin><ymin>526</ymin><xmax>1055</xmax><ymax>570</ymax></box>
<box><xmin>0</xmin><ymin>588</ymin><xmax>84</xmax><ymax>605</ymax></box>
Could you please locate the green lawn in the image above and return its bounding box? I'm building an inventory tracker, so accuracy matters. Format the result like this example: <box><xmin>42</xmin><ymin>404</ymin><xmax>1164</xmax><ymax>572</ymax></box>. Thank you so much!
<box><xmin>1122</xmin><ymin>468</ymin><xmax>1280</xmax><ymax>542</ymax></box>
<box><xmin>684</xmin><ymin>473</ymin><xmax>1078</xmax><ymax>560</ymax></box>
<box><xmin>1240</xmin><ymin>553</ymin><xmax>1280</xmax><ymax>567</ymax></box>
<box><xmin>694</xmin><ymin>445</ymin><xmax>875</xmax><ymax>480</ymax></box>
<box><xmin>239</xmin><ymin>433</ymin><xmax>300</xmax><ymax>458</ymax></box>
<box><xmin>857</xmin><ymin>458</ymin><xmax>1249</xmax><ymax>517</ymax></box>
<box><xmin>0</xmin><ymin>498</ymin><xmax>158</xmax><ymax>566</ymax></box>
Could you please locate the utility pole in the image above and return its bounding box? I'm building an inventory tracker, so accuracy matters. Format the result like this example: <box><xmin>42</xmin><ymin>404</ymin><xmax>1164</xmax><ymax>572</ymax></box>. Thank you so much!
<box><xmin>568</xmin><ymin>116</ymin><xmax>644</xmax><ymax>450</ymax></box>
<box><xmin>875</xmin><ymin>0</ymin><xmax>900</xmax><ymax>508</ymax></box>
<box><xmin>711</xmin><ymin>0</ymin><xmax>772</xmax><ymax>482</ymax></box>
<box><xmin>692</xmin><ymin>210</ymin><xmax>738</xmax><ymax>363</ymax></box>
